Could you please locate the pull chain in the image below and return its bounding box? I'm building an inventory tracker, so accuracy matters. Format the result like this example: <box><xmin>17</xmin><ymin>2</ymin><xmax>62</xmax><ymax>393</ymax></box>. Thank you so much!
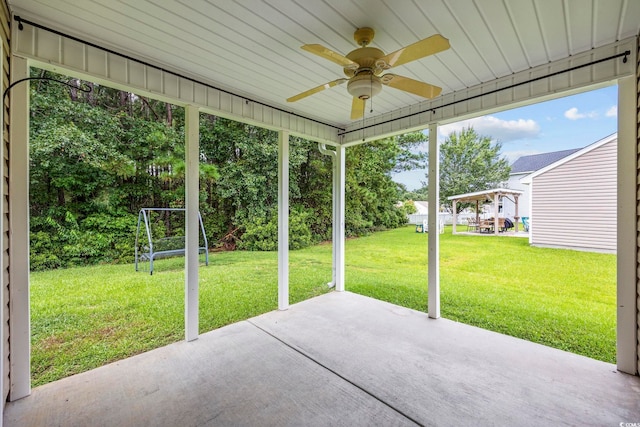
<box><xmin>362</xmin><ymin>104</ymin><xmax>365</xmax><ymax>141</ymax></box>
<box><xmin>370</xmin><ymin>73</ymin><xmax>374</xmax><ymax>113</ymax></box>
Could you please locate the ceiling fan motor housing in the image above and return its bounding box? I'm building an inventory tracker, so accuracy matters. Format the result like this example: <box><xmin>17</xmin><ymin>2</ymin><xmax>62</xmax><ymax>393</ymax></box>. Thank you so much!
<box><xmin>344</xmin><ymin>47</ymin><xmax>386</xmax><ymax>77</ymax></box>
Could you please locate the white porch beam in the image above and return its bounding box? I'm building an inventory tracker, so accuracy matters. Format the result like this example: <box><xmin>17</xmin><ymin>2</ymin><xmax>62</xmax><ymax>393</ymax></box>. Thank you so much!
<box><xmin>12</xmin><ymin>22</ymin><xmax>341</xmax><ymax>145</ymax></box>
<box><xmin>342</xmin><ymin>38</ymin><xmax>635</xmax><ymax>145</ymax></box>
<box><xmin>8</xmin><ymin>55</ymin><xmax>30</xmax><ymax>399</ymax></box>
<box><xmin>616</xmin><ymin>75</ymin><xmax>638</xmax><ymax>375</ymax></box>
<box><xmin>427</xmin><ymin>123</ymin><xmax>440</xmax><ymax>319</ymax></box>
<box><xmin>185</xmin><ymin>105</ymin><xmax>199</xmax><ymax>342</ymax></box>
<box><xmin>335</xmin><ymin>145</ymin><xmax>346</xmax><ymax>292</ymax></box>
<box><xmin>12</xmin><ymin>21</ymin><xmax>635</xmax><ymax>148</ymax></box>
<box><xmin>278</xmin><ymin>130</ymin><xmax>289</xmax><ymax>310</ymax></box>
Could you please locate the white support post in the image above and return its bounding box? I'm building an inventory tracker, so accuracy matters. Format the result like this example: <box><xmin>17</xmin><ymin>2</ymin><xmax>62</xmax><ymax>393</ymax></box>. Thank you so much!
<box><xmin>0</xmin><ymin>39</ymin><xmax>4</xmax><ymax>414</ymax></box>
<box><xmin>278</xmin><ymin>130</ymin><xmax>289</xmax><ymax>310</ymax></box>
<box><xmin>493</xmin><ymin>194</ymin><xmax>500</xmax><ymax>235</ymax></box>
<box><xmin>616</xmin><ymin>75</ymin><xmax>638</xmax><ymax>374</ymax></box>
<box><xmin>451</xmin><ymin>200</ymin><xmax>457</xmax><ymax>234</ymax></box>
<box><xmin>9</xmin><ymin>56</ymin><xmax>30</xmax><ymax>399</ymax></box>
<box><xmin>475</xmin><ymin>201</ymin><xmax>479</xmax><ymax>225</ymax></box>
<box><xmin>427</xmin><ymin>124</ymin><xmax>440</xmax><ymax>319</ymax></box>
<box><xmin>184</xmin><ymin>105</ymin><xmax>199</xmax><ymax>342</ymax></box>
<box><xmin>514</xmin><ymin>195</ymin><xmax>520</xmax><ymax>232</ymax></box>
<box><xmin>335</xmin><ymin>145</ymin><xmax>346</xmax><ymax>292</ymax></box>
<box><xmin>318</xmin><ymin>144</ymin><xmax>337</xmax><ymax>287</ymax></box>
<box><xmin>528</xmin><ymin>183</ymin><xmax>534</xmax><ymax>242</ymax></box>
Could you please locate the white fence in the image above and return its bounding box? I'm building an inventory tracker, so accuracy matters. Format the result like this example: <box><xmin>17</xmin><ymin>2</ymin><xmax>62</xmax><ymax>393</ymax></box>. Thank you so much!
<box><xmin>408</xmin><ymin>213</ymin><xmax>478</xmax><ymax>226</ymax></box>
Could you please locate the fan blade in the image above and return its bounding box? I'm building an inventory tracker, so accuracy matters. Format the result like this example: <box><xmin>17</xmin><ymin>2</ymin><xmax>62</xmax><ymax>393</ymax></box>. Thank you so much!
<box><xmin>287</xmin><ymin>78</ymin><xmax>348</xmax><ymax>102</ymax></box>
<box><xmin>382</xmin><ymin>74</ymin><xmax>442</xmax><ymax>98</ymax></box>
<box><xmin>301</xmin><ymin>44</ymin><xmax>358</xmax><ymax>68</ymax></box>
<box><xmin>351</xmin><ymin>97</ymin><xmax>365</xmax><ymax>120</ymax></box>
<box><xmin>379</xmin><ymin>34</ymin><xmax>449</xmax><ymax>69</ymax></box>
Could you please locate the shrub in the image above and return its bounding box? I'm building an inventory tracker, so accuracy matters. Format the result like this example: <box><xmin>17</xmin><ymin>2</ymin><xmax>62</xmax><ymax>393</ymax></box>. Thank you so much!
<box><xmin>29</xmin><ymin>210</ymin><xmax>138</xmax><ymax>270</ymax></box>
<box><xmin>238</xmin><ymin>207</ymin><xmax>315</xmax><ymax>251</ymax></box>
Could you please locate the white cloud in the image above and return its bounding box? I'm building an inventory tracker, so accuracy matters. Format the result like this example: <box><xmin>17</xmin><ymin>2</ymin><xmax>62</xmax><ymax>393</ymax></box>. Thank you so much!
<box><xmin>605</xmin><ymin>105</ymin><xmax>617</xmax><ymax>117</ymax></box>
<box><xmin>564</xmin><ymin>107</ymin><xmax>597</xmax><ymax>120</ymax></box>
<box><xmin>564</xmin><ymin>107</ymin><xmax>582</xmax><ymax>119</ymax></box>
<box><xmin>438</xmin><ymin>115</ymin><xmax>540</xmax><ymax>142</ymax></box>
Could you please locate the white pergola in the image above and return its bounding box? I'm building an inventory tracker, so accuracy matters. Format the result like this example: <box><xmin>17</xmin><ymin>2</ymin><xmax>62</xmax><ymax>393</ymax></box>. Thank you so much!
<box><xmin>448</xmin><ymin>188</ymin><xmax>524</xmax><ymax>235</ymax></box>
<box><xmin>1</xmin><ymin>1</ymin><xmax>639</xmax><ymax>408</ymax></box>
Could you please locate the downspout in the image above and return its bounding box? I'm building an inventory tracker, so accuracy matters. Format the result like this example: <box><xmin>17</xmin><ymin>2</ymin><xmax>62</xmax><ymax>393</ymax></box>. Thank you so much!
<box><xmin>318</xmin><ymin>143</ymin><xmax>337</xmax><ymax>288</ymax></box>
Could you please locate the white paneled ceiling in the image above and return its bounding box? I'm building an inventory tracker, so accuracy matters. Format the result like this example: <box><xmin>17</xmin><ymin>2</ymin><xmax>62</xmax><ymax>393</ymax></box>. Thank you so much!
<box><xmin>8</xmin><ymin>0</ymin><xmax>640</xmax><ymax>129</ymax></box>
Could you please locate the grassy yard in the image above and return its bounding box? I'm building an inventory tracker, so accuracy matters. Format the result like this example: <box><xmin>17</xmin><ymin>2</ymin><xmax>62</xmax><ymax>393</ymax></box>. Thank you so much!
<box><xmin>30</xmin><ymin>225</ymin><xmax>615</xmax><ymax>386</ymax></box>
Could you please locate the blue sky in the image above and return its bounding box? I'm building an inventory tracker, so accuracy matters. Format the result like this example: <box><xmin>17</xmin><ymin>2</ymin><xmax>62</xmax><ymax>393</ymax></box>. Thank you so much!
<box><xmin>393</xmin><ymin>84</ymin><xmax>619</xmax><ymax>190</ymax></box>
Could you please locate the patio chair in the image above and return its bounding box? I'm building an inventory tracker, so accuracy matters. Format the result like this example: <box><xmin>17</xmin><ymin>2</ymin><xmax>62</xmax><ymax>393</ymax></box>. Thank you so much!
<box><xmin>521</xmin><ymin>216</ymin><xmax>529</xmax><ymax>232</ymax></box>
<box><xmin>466</xmin><ymin>217</ymin><xmax>478</xmax><ymax>232</ymax></box>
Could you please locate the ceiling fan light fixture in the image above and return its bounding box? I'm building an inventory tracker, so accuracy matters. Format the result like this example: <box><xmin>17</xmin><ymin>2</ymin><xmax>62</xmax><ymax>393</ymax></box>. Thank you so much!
<box><xmin>347</xmin><ymin>73</ymin><xmax>382</xmax><ymax>99</ymax></box>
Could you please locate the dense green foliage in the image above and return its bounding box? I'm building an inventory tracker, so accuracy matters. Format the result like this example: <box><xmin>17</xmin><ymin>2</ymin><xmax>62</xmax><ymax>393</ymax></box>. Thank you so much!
<box><xmin>30</xmin><ymin>226</ymin><xmax>615</xmax><ymax>386</ymax></box>
<box><xmin>425</xmin><ymin>127</ymin><xmax>510</xmax><ymax>211</ymax></box>
<box><xmin>398</xmin><ymin>186</ymin><xmax>428</xmax><ymax>202</ymax></box>
<box><xmin>29</xmin><ymin>69</ymin><xmax>426</xmax><ymax>269</ymax></box>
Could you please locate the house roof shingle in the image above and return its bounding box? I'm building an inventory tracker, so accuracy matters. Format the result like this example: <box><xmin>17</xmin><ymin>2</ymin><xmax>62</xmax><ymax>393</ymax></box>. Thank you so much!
<box><xmin>510</xmin><ymin>148</ymin><xmax>581</xmax><ymax>174</ymax></box>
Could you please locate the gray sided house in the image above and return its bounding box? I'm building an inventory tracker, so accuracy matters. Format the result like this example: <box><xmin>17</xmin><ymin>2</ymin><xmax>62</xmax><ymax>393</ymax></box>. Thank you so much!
<box><xmin>522</xmin><ymin>133</ymin><xmax>617</xmax><ymax>253</ymax></box>
<box><xmin>503</xmin><ymin>148</ymin><xmax>581</xmax><ymax>219</ymax></box>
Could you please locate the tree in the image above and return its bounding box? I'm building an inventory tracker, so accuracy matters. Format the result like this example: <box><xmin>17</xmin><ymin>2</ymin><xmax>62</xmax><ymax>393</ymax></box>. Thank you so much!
<box><xmin>434</xmin><ymin>127</ymin><xmax>510</xmax><ymax>212</ymax></box>
<box><xmin>29</xmin><ymin>69</ymin><xmax>187</xmax><ymax>268</ymax></box>
<box><xmin>28</xmin><ymin>67</ymin><xmax>431</xmax><ymax>266</ymax></box>
<box><xmin>345</xmin><ymin>131</ymin><xmax>428</xmax><ymax>235</ymax></box>
<box><xmin>398</xmin><ymin>185</ymin><xmax>428</xmax><ymax>202</ymax></box>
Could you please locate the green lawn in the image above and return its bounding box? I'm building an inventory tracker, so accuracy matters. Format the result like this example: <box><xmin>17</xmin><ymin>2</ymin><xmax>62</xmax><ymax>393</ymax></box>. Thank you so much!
<box><xmin>30</xmin><ymin>225</ymin><xmax>615</xmax><ymax>387</ymax></box>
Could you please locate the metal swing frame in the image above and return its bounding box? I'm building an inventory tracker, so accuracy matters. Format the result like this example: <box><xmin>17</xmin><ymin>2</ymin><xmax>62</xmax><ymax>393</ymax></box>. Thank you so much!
<box><xmin>135</xmin><ymin>208</ymin><xmax>209</xmax><ymax>274</ymax></box>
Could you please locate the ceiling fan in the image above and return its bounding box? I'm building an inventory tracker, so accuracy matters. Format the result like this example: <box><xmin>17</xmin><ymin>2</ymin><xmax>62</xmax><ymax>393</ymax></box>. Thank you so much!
<box><xmin>287</xmin><ymin>27</ymin><xmax>450</xmax><ymax>120</ymax></box>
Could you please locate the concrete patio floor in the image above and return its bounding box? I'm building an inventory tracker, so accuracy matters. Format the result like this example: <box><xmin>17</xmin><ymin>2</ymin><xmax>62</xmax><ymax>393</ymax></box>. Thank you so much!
<box><xmin>5</xmin><ymin>291</ymin><xmax>640</xmax><ymax>426</ymax></box>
